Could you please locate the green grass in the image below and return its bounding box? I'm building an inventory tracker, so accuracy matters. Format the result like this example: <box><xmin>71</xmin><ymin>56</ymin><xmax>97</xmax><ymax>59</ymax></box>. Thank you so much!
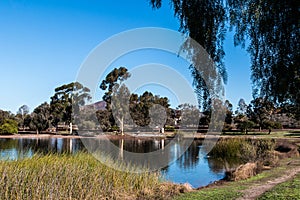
<box><xmin>0</xmin><ymin>152</ymin><xmax>169</xmax><ymax>200</ymax></box>
<box><xmin>223</xmin><ymin>130</ymin><xmax>300</xmax><ymax>138</ymax></box>
<box><xmin>258</xmin><ymin>173</ymin><xmax>300</xmax><ymax>200</ymax></box>
<box><xmin>174</xmin><ymin>186</ymin><xmax>244</xmax><ymax>200</ymax></box>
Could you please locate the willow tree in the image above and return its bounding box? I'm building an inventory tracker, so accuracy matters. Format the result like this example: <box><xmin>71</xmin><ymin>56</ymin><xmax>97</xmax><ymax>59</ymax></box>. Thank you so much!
<box><xmin>150</xmin><ymin>0</ymin><xmax>300</xmax><ymax>118</ymax></box>
<box><xmin>151</xmin><ymin>0</ymin><xmax>227</xmax><ymax>111</ymax></box>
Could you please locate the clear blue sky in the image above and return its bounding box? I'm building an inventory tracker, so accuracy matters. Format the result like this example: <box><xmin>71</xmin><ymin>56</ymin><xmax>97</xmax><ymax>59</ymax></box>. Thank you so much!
<box><xmin>0</xmin><ymin>0</ymin><xmax>252</xmax><ymax>113</ymax></box>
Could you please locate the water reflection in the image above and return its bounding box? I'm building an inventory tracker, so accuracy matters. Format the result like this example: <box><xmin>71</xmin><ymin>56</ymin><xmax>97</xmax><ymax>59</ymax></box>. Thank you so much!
<box><xmin>0</xmin><ymin>138</ymin><xmax>226</xmax><ymax>188</ymax></box>
<box><xmin>0</xmin><ymin>138</ymin><xmax>85</xmax><ymax>160</ymax></box>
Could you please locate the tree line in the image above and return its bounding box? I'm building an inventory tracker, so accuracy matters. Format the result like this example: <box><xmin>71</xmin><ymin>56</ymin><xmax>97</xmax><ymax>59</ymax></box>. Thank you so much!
<box><xmin>0</xmin><ymin>67</ymin><xmax>297</xmax><ymax>135</ymax></box>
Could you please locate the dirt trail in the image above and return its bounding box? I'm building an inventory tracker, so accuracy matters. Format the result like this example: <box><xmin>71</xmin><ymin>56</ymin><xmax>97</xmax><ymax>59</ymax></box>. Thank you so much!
<box><xmin>237</xmin><ymin>163</ymin><xmax>300</xmax><ymax>200</ymax></box>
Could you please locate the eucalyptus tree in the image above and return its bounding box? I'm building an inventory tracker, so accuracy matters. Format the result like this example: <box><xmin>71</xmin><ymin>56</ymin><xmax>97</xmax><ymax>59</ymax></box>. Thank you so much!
<box><xmin>100</xmin><ymin>67</ymin><xmax>172</xmax><ymax>133</ymax></box>
<box><xmin>50</xmin><ymin>82</ymin><xmax>91</xmax><ymax>129</ymax></box>
<box><xmin>100</xmin><ymin>67</ymin><xmax>130</xmax><ymax>135</ymax></box>
<box><xmin>16</xmin><ymin>105</ymin><xmax>30</xmax><ymax>131</ymax></box>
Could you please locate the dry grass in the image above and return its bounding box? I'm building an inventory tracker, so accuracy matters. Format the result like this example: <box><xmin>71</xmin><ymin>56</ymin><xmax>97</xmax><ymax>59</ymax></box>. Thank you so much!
<box><xmin>0</xmin><ymin>152</ymin><xmax>178</xmax><ymax>200</ymax></box>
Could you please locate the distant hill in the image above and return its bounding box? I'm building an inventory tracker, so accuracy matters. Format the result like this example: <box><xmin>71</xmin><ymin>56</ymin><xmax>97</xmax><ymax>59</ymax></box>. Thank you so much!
<box><xmin>80</xmin><ymin>101</ymin><xmax>106</xmax><ymax>111</ymax></box>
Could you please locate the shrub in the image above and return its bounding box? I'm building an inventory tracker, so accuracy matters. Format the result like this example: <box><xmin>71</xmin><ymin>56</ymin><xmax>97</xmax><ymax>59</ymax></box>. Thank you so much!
<box><xmin>209</xmin><ymin>138</ymin><xmax>277</xmax><ymax>166</ymax></box>
<box><xmin>164</xmin><ymin>125</ymin><xmax>175</xmax><ymax>132</ymax></box>
<box><xmin>0</xmin><ymin>119</ymin><xmax>18</xmax><ymax>135</ymax></box>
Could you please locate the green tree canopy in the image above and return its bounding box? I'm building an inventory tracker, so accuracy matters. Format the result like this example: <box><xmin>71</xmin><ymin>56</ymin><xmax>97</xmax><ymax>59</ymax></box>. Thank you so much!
<box><xmin>29</xmin><ymin>102</ymin><xmax>51</xmax><ymax>134</ymax></box>
<box><xmin>50</xmin><ymin>82</ymin><xmax>91</xmax><ymax>126</ymax></box>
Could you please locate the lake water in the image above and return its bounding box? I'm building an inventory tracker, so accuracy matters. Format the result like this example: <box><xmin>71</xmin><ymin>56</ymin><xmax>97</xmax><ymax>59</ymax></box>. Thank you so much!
<box><xmin>0</xmin><ymin>137</ymin><xmax>226</xmax><ymax>188</ymax></box>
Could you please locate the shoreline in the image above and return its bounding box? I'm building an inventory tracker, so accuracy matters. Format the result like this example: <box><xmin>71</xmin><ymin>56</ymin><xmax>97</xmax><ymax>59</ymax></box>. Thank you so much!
<box><xmin>0</xmin><ymin>133</ymin><xmax>168</xmax><ymax>140</ymax></box>
<box><xmin>1</xmin><ymin>132</ymin><xmax>300</xmax><ymax>141</ymax></box>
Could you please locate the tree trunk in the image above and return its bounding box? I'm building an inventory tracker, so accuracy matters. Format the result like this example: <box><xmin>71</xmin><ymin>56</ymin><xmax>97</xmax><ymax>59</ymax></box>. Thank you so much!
<box><xmin>36</xmin><ymin>129</ymin><xmax>39</xmax><ymax>135</ymax></box>
<box><xmin>70</xmin><ymin>122</ymin><xmax>72</xmax><ymax>134</ymax></box>
<box><xmin>120</xmin><ymin>117</ymin><xmax>124</xmax><ymax>136</ymax></box>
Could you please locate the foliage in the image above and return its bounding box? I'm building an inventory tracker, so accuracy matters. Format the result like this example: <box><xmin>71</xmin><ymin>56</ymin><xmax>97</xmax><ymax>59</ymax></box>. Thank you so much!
<box><xmin>0</xmin><ymin>110</ymin><xmax>15</xmax><ymax>125</ymax></box>
<box><xmin>164</xmin><ymin>125</ymin><xmax>175</xmax><ymax>132</ymax></box>
<box><xmin>247</xmin><ymin>97</ymin><xmax>275</xmax><ymax>131</ymax></box>
<box><xmin>100</xmin><ymin>67</ymin><xmax>130</xmax><ymax>104</ymax></box>
<box><xmin>262</xmin><ymin>120</ymin><xmax>282</xmax><ymax>133</ymax></box>
<box><xmin>0</xmin><ymin>119</ymin><xmax>18</xmax><ymax>135</ymax></box>
<box><xmin>130</xmin><ymin>92</ymin><xmax>170</xmax><ymax>128</ymax></box>
<box><xmin>96</xmin><ymin>110</ymin><xmax>113</xmax><ymax>132</ymax></box>
<box><xmin>99</xmin><ymin>67</ymin><xmax>171</xmax><ymax>133</ymax></box>
<box><xmin>151</xmin><ymin>0</ymin><xmax>227</xmax><ymax>110</ymax></box>
<box><xmin>224</xmin><ymin>100</ymin><xmax>233</xmax><ymax>125</ymax></box>
<box><xmin>229</xmin><ymin>0</ymin><xmax>300</xmax><ymax>114</ymax></box>
<box><xmin>99</xmin><ymin>67</ymin><xmax>130</xmax><ymax>135</ymax></box>
<box><xmin>50</xmin><ymin>82</ymin><xmax>91</xmax><ymax>126</ymax></box>
<box><xmin>151</xmin><ymin>0</ymin><xmax>300</xmax><ymax>118</ymax></box>
<box><xmin>177</xmin><ymin>103</ymin><xmax>200</xmax><ymax>127</ymax></box>
<box><xmin>235</xmin><ymin>98</ymin><xmax>248</xmax><ymax>115</ymax></box>
<box><xmin>16</xmin><ymin>105</ymin><xmax>30</xmax><ymax>130</ymax></box>
<box><xmin>29</xmin><ymin>102</ymin><xmax>51</xmax><ymax>134</ymax></box>
<box><xmin>235</xmin><ymin>117</ymin><xmax>255</xmax><ymax>134</ymax></box>
<box><xmin>0</xmin><ymin>110</ymin><xmax>18</xmax><ymax>135</ymax></box>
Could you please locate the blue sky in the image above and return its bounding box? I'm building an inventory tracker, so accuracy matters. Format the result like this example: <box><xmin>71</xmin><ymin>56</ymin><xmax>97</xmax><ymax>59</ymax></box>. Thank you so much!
<box><xmin>0</xmin><ymin>0</ymin><xmax>252</xmax><ymax>113</ymax></box>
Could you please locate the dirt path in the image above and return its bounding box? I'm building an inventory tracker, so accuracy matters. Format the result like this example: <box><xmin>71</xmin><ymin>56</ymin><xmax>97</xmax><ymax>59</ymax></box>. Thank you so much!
<box><xmin>237</xmin><ymin>163</ymin><xmax>300</xmax><ymax>200</ymax></box>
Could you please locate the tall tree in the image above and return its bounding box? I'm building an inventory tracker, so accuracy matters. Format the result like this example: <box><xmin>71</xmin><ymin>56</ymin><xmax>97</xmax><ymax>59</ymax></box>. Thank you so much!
<box><xmin>224</xmin><ymin>100</ymin><xmax>233</xmax><ymax>125</ymax></box>
<box><xmin>100</xmin><ymin>67</ymin><xmax>171</xmax><ymax>133</ymax></box>
<box><xmin>100</xmin><ymin>67</ymin><xmax>130</xmax><ymax>135</ymax></box>
<box><xmin>247</xmin><ymin>97</ymin><xmax>275</xmax><ymax>131</ymax></box>
<box><xmin>50</xmin><ymin>82</ymin><xmax>91</xmax><ymax>129</ymax></box>
<box><xmin>228</xmin><ymin>0</ymin><xmax>299</xmax><ymax>112</ymax></box>
<box><xmin>151</xmin><ymin>0</ymin><xmax>228</xmax><ymax>108</ymax></box>
<box><xmin>16</xmin><ymin>105</ymin><xmax>30</xmax><ymax>131</ymax></box>
<box><xmin>30</xmin><ymin>102</ymin><xmax>51</xmax><ymax>134</ymax></box>
<box><xmin>176</xmin><ymin>103</ymin><xmax>200</xmax><ymax>128</ymax></box>
<box><xmin>150</xmin><ymin>0</ymin><xmax>300</xmax><ymax>118</ymax></box>
<box><xmin>235</xmin><ymin>98</ymin><xmax>248</xmax><ymax>115</ymax></box>
<box><xmin>111</xmin><ymin>84</ymin><xmax>131</xmax><ymax>135</ymax></box>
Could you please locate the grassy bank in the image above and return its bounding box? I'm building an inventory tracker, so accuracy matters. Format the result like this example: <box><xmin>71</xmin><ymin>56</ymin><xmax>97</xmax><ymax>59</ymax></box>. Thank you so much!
<box><xmin>258</xmin><ymin>173</ymin><xmax>300</xmax><ymax>199</ymax></box>
<box><xmin>175</xmin><ymin>157</ymin><xmax>300</xmax><ymax>200</ymax></box>
<box><xmin>0</xmin><ymin>153</ymin><xmax>176</xmax><ymax>200</ymax></box>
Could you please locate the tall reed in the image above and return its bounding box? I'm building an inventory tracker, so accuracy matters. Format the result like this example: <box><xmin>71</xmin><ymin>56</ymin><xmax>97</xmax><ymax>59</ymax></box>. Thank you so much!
<box><xmin>0</xmin><ymin>152</ymin><xmax>168</xmax><ymax>200</ymax></box>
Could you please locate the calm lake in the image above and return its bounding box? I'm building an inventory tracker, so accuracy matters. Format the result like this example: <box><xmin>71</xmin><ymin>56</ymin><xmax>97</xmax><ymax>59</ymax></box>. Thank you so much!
<box><xmin>0</xmin><ymin>137</ymin><xmax>226</xmax><ymax>188</ymax></box>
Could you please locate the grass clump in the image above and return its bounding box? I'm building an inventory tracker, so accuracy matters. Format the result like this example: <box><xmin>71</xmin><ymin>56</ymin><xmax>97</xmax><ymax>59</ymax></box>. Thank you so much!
<box><xmin>0</xmin><ymin>152</ymin><xmax>173</xmax><ymax>200</ymax></box>
<box><xmin>208</xmin><ymin>138</ymin><xmax>277</xmax><ymax>166</ymax></box>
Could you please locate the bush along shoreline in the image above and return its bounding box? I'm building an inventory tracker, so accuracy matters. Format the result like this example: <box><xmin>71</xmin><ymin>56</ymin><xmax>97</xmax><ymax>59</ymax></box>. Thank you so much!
<box><xmin>207</xmin><ymin>138</ymin><xmax>299</xmax><ymax>182</ymax></box>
